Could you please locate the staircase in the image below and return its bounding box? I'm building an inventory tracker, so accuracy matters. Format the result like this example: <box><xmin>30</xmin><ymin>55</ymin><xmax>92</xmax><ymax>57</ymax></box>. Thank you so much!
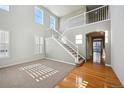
<box><xmin>47</xmin><ymin>6</ymin><xmax>110</xmax><ymax>66</ymax></box>
<box><xmin>50</xmin><ymin>29</ymin><xmax>86</xmax><ymax>66</ymax></box>
<box><xmin>46</xmin><ymin>6</ymin><xmax>110</xmax><ymax>66</ymax></box>
<box><xmin>62</xmin><ymin>43</ymin><xmax>85</xmax><ymax>66</ymax></box>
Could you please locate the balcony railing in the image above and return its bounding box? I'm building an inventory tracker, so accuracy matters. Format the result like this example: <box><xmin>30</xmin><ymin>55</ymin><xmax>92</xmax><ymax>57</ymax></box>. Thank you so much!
<box><xmin>86</xmin><ymin>5</ymin><xmax>109</xmax><ymax>23</ymax></box>
<box><xmin>61</xmin><ymin>5</ymin><xmax>109</xmax><ymax>32</ymax></box>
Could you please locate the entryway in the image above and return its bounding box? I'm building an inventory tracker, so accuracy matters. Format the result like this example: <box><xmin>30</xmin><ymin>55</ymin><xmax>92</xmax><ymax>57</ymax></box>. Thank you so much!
<box><xmin>86</xmin><ymin>31</ymin><xmax>105</xmax><ymax>65</ymax></box>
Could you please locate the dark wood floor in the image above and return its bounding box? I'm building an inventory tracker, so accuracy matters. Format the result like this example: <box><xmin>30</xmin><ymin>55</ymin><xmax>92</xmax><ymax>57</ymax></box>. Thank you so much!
<box><xmin>56</xmin><ymin>60</ymin><xmax>123</xmax><ymax>88</ymax></box>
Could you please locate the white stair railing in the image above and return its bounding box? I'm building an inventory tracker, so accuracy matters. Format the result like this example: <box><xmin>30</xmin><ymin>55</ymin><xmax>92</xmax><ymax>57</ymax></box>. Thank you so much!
<box><xmin>86</xmin><ymin>5</ymin><xmax>109</xmax><ymax>24</ymax></box>
<box><xmin>53</xmin><ymin>29</ymin><xmax>79</xmax><ymax>64</ymax></box>
<box><xmin>49</xmin><ymin>28</ymin><xmax>86</xmax><ymax>64</ymax></box>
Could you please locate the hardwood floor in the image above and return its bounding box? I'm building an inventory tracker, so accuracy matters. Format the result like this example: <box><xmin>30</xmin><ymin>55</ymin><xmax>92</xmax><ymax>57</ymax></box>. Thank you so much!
<box><xmin>56</xmin><ymin>60</ymin><xmax>123</xmax><ymax>88</ymax></box>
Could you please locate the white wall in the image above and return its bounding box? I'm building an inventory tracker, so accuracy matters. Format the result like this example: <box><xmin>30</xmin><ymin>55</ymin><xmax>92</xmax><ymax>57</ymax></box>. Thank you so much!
<box><xmin>45</xmin><ymin>38</ymin><xmax>75</xmax><ymax>65</ymax></box>
<box><xmin>0</xmin><ymin>5</ymin><xmax>59</xmax><ymax>68</ymax></box>
<box><xmin>110</xmin><ymin>5</ymin><xmax>124</xmax><ymax>86</ymax></box>
<box><xmin>59</xmin><ymin>7</ymin><xmax>86</xmax><ymax>32</ymax></box>
<box><xmin>62</xmin><ymin>21</ymin><xmax>111</xmax><ymax>65</ymax></box>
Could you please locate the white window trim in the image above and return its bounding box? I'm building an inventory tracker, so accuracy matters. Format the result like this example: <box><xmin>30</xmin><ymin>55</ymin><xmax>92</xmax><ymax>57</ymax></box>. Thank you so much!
<box><xmin>105</xmin><ymin>30</ymin><xmax>108</xmax><ymax>43</ymax></box>
<box><xmin>49</xmin><ymin>16</ymin><xmax>56</xmax><ymax>30</ymax></box>
<box><xmin>35</xmin><ymin>36</ymin><xmax>43</xmax><ymax>55</ymax></box>
<box><xmin>0</xmin><ymin>5</ymin><xmax>9</xmax><ymax>12</ymax></box>
<box><xmin>35</xmin><ymin>6</ymin><xmax>44</xmax><ymax>25</ymax></box>
<box><xmin>75</xmin><ymin>34</ymin><xmax>83</xmax><ymax>45</ymax></box>
<box><xmin>0</xmin><ymin>31</ymin><xmax>9</xmax><ymax>58</ymax></box>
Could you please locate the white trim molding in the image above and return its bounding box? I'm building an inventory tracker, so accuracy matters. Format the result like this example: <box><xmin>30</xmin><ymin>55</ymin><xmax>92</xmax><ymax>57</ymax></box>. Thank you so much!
<box><xmin>105</xmin><ymin>64</ymin><xmax>111</xmax><ymax>67</ymax></box>
<box><xmin>0</xmin><ymin>57</ymin><xmax>45</xmax><ymax>69</ymax></box>
<box><xmin>45</xmin><ymin>57</ymin><xmax>76</xmax><ymax>66</ymax></box>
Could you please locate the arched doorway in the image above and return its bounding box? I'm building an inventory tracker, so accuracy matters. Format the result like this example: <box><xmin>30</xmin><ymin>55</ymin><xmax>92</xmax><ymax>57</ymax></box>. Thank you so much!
<box><xmin>86</xmin><ymin>31</ymin><xmax>105</xmax><ymax>65</ymax></box>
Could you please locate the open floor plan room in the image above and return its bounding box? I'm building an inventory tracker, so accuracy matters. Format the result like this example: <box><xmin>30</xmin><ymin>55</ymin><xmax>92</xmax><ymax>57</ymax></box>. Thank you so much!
<box><xmin>0</xmin><ymin>5</ymin><xmax>124</xmax><ymax>88</ymax></box>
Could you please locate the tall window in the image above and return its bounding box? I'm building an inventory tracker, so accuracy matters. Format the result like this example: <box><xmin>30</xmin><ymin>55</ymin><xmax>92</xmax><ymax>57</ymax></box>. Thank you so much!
<box><xmin>35</xmin><ymin>6</ymin><xmax>43</xmax><ymax>24</ymax></box>
<box><xmin>35</xmin><ymin>36</ymin><xmax>43</xmax><ymax>54</ymax></box>
<box><xmin>49</xmin><ymin>16</ymin><xmax>56</xmax><ymax>30</ymax></box>
<box><xmin>0</xmin><ymin>31</ymin><xmax>9</xmax><ymax>58</ymax></box>
<box><xmin>0</xmin><ymin>5</ymin><xmax>9</xmax><ymax>12</ymax></box>
<box><xmin>75</xmin><ymin>34</ymin><xmax>82</xmax><ymax>44</ymax></box>
<box><xmin>105</xmin><ymin>30</ymin><xmax>108</xmax><ymax>43</ymax></box>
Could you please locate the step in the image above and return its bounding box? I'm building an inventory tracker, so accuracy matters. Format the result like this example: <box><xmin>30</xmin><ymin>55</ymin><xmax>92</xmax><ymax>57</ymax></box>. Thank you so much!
<box><xmin>72</xmin><ymin>52</ymin><xmax>77</xmax><ymax>54</ymax></box>
<box><xmin>79</xmin><ymin>58</ymin><xmax>85</xmax><ymax>62</ymax></box>
<box><xmin>76</xmin><ymin>58</ymin><xmax>85</xmax><ymax>67</ymax></box>
<box><xmin>67</xmin><ymin>47</ymin><xmax>73</xmax><ymax>50</ymax></box>
<box><xmin>69</xmin><ymin>49</ymin><xmax>75</xmax><ymax>52</ymax></box>
<box><xmin>73</xmin><ymin>54</ymin><xmax>81</xmax><ymax>57</ymax></box>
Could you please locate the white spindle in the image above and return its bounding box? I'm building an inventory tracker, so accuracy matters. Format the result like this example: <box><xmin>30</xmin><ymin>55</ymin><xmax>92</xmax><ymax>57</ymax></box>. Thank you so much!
<box><xmin>102</xmin><ymin>7</ymin><xmax>104</xmax><ymax>20</ymax></box>
<box><xmin>104</xmin><ymin>7</ymin><xmax>105</xmax><ymax>20</ymax></box>
<box><xmin>106</xmin><ymin>6</ymin><xmax>108</xmax><ymax>19</ymax></box>
<box><xmin>84</xmin><ymin>12</ymin><xmax>86</xmax><ymax>24</ymax></box>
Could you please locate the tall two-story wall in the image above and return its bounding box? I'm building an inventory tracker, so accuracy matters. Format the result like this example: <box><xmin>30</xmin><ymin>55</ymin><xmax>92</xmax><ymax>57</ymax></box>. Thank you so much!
<box><xmin>110</xmin><ymin>5</ymin><xmax>124</xmax><ymax>86</ymax></box>
<box><xmin>0</xmin><ymin>5</ymin><xmax>59</xmax><ymax>68</ymax></box>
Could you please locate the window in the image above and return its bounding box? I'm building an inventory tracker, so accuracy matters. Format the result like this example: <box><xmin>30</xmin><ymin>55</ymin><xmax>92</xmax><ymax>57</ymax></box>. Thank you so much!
<box><xmin>35</xmin><ymin>6</ymin><xmax>43</xmax><ymax>24</ymax></box>
<box><xmin>75</xmin><ymin>34</ymin><xmax>82</xmax><ymax>44</ymax></box>
<box><xmin>35</xmin><ymin>36</ymin><xmax>43</xmax><ymax>54</ymax></box>
<box><xmin>0</xmin><ymin>5</ymin><xmax>9</xmax><ymax>12</ymax></box>
<box><xmin>49</xmin><ymin>16</ymin><xmax>56</xmax><ymax>30</ymax></box>
<box><xmin>0</xmin><ymin>31</ymin><xmax>9</xmax><ymax>58</ymax></box>
<box><xmin>105</xmin><ymin>30</ymin><xmax>108</xmax><ymax>43</ymax></box>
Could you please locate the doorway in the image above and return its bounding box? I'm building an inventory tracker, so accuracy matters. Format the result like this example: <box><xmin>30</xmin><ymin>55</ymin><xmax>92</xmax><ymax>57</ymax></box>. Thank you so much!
<box><xmin>86</xmin><ymin>31</ymin><xmax>105</xmax><ymax>64</ymax></box>
<box><xmin>92</xmin><ymin>38</ymin><xmax>103</xmax><ymax>64</ymax></box>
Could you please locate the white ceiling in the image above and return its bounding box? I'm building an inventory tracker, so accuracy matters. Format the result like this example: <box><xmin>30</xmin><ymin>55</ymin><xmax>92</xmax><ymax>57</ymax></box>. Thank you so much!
<box><xmin>43</xmin><ymin>5</ymin><xmax>84</xmax><ymax>17</ymax></box>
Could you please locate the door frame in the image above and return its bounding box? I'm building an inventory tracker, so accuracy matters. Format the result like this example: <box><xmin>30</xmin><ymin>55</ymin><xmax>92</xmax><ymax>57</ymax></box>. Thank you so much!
<box><xmin>86</xmin><ymin>31</ymin><xmax>105</xmax><ymax>64</ymax></box>
<box><xmin>92</xmin><ymin>37</ymin><xmax>104</xmax><ymax>64</ymax></box>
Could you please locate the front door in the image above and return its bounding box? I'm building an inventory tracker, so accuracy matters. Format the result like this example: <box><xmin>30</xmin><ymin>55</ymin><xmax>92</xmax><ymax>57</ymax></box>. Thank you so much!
<box><xmin>92</xmin><ymin>39</ymin><xmax>102</xmax><ymax>64</ymax></box>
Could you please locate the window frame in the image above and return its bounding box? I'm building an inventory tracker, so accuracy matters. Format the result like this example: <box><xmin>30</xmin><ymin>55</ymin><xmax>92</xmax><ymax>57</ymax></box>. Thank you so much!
<box><xmin>49</xmin><ymin>16</ymin><xmax>56</xmax><ymax>30</ymax></box>
<box><xmin>0</xmin><ymin>5</ymin><xmax>9</xmax><ymax>12</ymax></box>
<box><xmin>34</xmin><ymin>6</ymin><xmax>44</xmax><ymax>25</ymax></box>
<box><xmin>0</xmin><ymin>31</ymin><xmax>9</xmax><ymax>58</ymax></box>
<box><xmin>35</xmin><ymin>36</ymin><xmax>43</xmax><ymax>55</ymax></box>
<box><xmin>75</xmin><ymin>34</ymin><xmax>83</xmax><ymax>45</ymax></box>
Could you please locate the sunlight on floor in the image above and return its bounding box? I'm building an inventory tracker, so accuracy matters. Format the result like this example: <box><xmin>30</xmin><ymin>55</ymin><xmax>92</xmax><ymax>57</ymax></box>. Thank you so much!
<box><xmin>76</xmin><ymin>76</ymin><xmax>88</xmax><ymax>88</ymax></box>
<box><xmin>19</xmin><ymin>63</ymin><xmax>59</xmax><ymax>82</ymax></box>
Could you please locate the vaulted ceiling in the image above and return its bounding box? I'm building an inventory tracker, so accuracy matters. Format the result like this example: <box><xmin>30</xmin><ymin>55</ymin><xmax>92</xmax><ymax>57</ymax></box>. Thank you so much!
<box><xmin>43</xmin><ymin>5</ymin><xmax>103</xmax><ymax>17</ymax></box>
<box><xmin>43</xmin><ymin>5</ymin><xmax>85</xmax><ymax>17</ymax></box>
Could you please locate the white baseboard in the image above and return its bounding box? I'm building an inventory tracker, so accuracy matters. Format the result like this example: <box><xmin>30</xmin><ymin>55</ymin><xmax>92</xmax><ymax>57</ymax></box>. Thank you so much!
<box><xmin>45</xmin><ymin>57</ymin><xmax>75</xmax><ymax>66</ymax></box>
<box><xmin>105</xmin><ymin>64</ymin><xmax>111</xmax><ymax>67</ymax></box>
<box><xmin>0</xmin><ymin>57</ymin><xmax>45</xmax><ymax>69</ymax></box>
<box><xmin>111</xmin><ymin>65</ymin><xmax>124</xmax><ymax>86</ymax></box>
<box><xmin>0</xmin><ymin>56</ymin><xmax>75</xmax><ymax>69</ymax></box>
